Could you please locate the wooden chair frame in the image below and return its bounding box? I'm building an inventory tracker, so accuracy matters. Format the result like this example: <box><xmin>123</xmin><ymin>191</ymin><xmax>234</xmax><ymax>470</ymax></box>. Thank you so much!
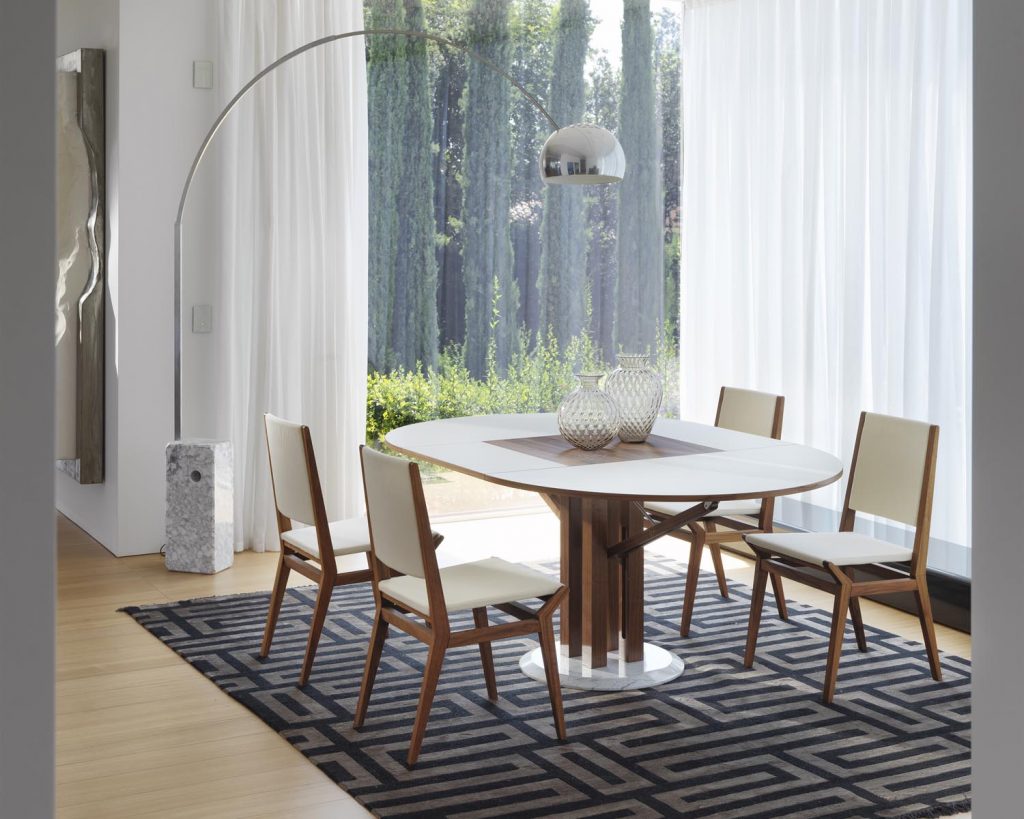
<box><xmin>259</xmin><ymin>421</ymin><xmax>373</xmax><ymax>686</ymax></box>
<box><xmin>354</xmin><ymin>446</ymin><xmax>568</xmax><ymax>767</ymax></box>
<box><xmin>743</xmin><ymin>412</ymin><xmax>942</xmax><ymax>703</ymax></box>
<box><xmin>646</xmin><ymin>387</ymin><xmax>788</xmax><ymax>636</ymax></box>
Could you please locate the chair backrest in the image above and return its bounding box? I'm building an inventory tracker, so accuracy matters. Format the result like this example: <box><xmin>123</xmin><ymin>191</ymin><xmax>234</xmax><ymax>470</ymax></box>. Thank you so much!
<box><xmin>359</xmin><ymin>446</ymin><xmax>437</xmax><ymax>583</ymax></box>
<box><xmin>844</xmin><ymin>412</ymin><xmax>939</xmax><ymax>535</ymax></box>
<box><xmin>264</xmin><ymin>414</ymin><xmax>321</xmax><ymax>526</ymax></box>
<box><xmin>715</xmin><ymin>387</ymin><xmax>784</xmax><ymax>439</ymax></box>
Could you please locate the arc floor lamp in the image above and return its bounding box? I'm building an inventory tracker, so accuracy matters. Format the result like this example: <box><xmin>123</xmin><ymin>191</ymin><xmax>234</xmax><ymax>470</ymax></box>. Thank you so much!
<box><xmin>172</xmin><ymin>27</ymin><xmax>625</xmax><ymax>439</ymax></box>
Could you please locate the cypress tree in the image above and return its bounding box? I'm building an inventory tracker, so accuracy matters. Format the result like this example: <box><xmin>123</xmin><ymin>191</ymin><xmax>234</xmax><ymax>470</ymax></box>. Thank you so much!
<box><xmin>537</xmin><ymin>0</ymin><xmax>590</xmax><ymax>347</ymax></box>
<box><xmin>462</xmin><ymin>0</ymin><xmax>518</xmax><ymax>377</ymax></box>
<box><xmin>431</xmin><ymin>43</ymin><xmax>467</xmax><ymax>349</ymax></box>
<box><xmin>655</xmin><ymin>8</ymin><xmax>681</xmax><ymax>344</ymax></box>
<box><xmin>510</xmin><ymin>0</ymin><xmax>554</xmax><ymax>335</ymax></box>
<box><xmin>366</xmin><ymin>1</ymin><xmax>439</xmax><ymax>372</ymax></box>
<box><xmin>366</xmin><ymin>0</ymin><xmax>406</xmax><ymax>372</ymax></box>
<box><xmin>427</xmin><ymin>0</ymin><xmax>470</xmax><ymax>351</ymax></box>
<box><xmin>616</xmin><ymin>0</ymin><xmax>662</xmax><ymax>355</ymax></box>
<box><xmin>585</xmin><ymin>54</ymin><xmax>620</xmax><ymax>361</ymax></box>
<box><xmin>394</xmin><ymin>0</ymin><xmax>439</xmax><ymax>371</ymax></box>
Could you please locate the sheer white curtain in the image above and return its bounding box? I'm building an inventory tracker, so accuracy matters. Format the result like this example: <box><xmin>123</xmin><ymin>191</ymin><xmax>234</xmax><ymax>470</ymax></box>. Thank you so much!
<box><xmin>216</xmin><ymin>1</ymin><xmax>368</xmax><ymax>551</ymax></box>
<box><xmin>680</xmin><ymin>0</ymin><xmax>971</xmax><ymax>565</ymax></box>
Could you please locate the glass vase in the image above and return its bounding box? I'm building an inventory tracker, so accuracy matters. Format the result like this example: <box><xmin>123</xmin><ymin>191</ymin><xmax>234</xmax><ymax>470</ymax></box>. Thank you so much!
<box><xmin>557</xmin><ymin>373</ymin><xmax>620</xmax><ymax>451</ymax></box>
<box><xmin>604</xmin><ymin>354</ymin><xmax>663</xmax><ymax>443</ymax></box>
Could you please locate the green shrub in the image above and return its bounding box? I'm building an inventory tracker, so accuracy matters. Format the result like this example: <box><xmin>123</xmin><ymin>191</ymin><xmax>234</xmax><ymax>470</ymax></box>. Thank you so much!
<box><xmin>366</xmin><ymin>329</ymin><xmax>680</xmax><ymax>443</ymax></box>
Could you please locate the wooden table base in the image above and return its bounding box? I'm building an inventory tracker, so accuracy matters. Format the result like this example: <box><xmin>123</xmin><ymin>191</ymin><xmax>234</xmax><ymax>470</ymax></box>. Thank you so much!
<box><xmin>551</xmin><ymin>495</ymin><xmax>646</xmax><ymax>667</ymax></box>
<box><xmin>547</xmin><ymin>493</ymin><xmax>718</xmax><ymax>670</ymax></box>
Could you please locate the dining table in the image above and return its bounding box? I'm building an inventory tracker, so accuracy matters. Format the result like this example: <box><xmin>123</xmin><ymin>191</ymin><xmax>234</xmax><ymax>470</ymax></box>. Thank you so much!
<box><xmin>386</xmin><ymin>413</ymin><xmax>844</xmax><ymax>690</ymax></box>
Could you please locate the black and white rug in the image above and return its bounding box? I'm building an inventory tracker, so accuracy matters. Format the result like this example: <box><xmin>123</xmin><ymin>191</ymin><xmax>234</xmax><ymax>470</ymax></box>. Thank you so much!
<box><xmin>123</xmin><ymin>559</ymin><xmax>970</xmax><ymax>818</ymax></box>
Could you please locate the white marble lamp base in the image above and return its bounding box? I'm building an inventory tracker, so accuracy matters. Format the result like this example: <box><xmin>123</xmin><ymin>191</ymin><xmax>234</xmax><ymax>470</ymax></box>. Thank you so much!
<box><xmin>165</xmin><ymin>439</ymin><xmax>234</xmax><ymax>574</ymax></box>
<box><xmin>519</xmin><ymin>643</ymin><xmax>685</xmax><ymax>691</ymax></box>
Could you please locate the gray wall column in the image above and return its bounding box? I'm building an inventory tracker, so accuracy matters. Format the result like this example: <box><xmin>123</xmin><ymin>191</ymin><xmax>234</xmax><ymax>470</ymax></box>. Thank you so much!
<box><xmin>0</xmin><ymin>0</ymin><xmax>57</xmax><ymax>816</ymax></box>
<box><xmin>972</xmin><ymin>1</ymin><xmax>1024</xmax><ymax>813</ymax></box>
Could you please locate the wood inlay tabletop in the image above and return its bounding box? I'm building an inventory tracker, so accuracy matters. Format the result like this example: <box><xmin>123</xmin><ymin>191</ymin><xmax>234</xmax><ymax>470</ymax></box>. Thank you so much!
<box><xmin>486</xmin><ymin>434</ymin><xmax>720</xmax><ymax>465</ymax></box>
<box><xmin>386</xmin><ymin>413</ymin><xmax>844</xmax><ymax>502</ymax></box>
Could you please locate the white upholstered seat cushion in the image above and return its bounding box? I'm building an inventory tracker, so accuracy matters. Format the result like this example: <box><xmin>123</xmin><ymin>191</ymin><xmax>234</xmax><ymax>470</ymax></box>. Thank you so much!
<box><xmin>282</xmin><ymin>517</ymin><xmax>444</xmax><ymax>560</ymax></box>
<box><xmin>281</xmin><ymin>516</ymin><xmax>373</xmax><ymax>557</ymax></box>
<box><xmin>744</xmin><ymin>531</ymin><xmax>913</xmax><ymax>567</ymax></box>
<box><xmin>646</xmin><ymin>499</ymin><xmax>762</xmax><ymax>520</ymax></box>
<box><xmin>378</xmin><ymin>557</ymin><xmax>562</xmax><ymax>614</ymax></box>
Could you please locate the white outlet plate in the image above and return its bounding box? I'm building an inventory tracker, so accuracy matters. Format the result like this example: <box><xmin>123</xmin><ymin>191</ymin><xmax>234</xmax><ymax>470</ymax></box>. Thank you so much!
<box><xmin>193</xmin><ymin>60</ymin><xmax>213</xmax><ymax>90</ymax></box>
<box><xmin>192</xmin><ymin>304</ymin><xmax>213</xmax><ymax>334</ymax></box>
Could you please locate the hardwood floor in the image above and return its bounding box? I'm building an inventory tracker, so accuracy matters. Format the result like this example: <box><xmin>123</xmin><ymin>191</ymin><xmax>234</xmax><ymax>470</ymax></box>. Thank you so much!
<box><xmin>56</xmin><ymin>512</ymin><xmax>971</xmax><ymax>817</ymax></box>
<box><xmin>56</xmin><ymin>515</ymin><xmax>370</xmax><ymax>818</ymax></box>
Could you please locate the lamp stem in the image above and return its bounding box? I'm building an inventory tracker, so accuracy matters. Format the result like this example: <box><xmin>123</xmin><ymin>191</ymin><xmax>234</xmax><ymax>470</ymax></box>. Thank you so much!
<box><xmin>173</xmin><ymin>28</ymin><xmax>560</xmax><ymax>440</ymax></box>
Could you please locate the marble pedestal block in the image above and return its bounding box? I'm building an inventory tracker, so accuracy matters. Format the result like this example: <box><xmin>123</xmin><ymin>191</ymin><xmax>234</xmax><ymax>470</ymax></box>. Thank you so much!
<box><xmin>165</xmin><ymin>439</ymin><xmax>234</xmax><ymax>574</ymax></box>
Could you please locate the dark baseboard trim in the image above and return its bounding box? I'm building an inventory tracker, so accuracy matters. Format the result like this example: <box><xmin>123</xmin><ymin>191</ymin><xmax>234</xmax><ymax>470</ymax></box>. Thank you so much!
<box><xmin>855</xmin><ymin>564</ymin><xmax>971</xmax><ymax>634</ymax></box>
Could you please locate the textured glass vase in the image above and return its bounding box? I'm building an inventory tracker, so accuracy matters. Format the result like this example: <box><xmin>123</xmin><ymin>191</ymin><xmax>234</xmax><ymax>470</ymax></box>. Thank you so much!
<box><xmin>604</xmin><ymin>354</ymin><xmax>663</xmax><ymax>443</ymax></box>
<box><xmin>557</xmin><ymin>373</ymin><xmax>620</xmax><ymax>451</ymax></box>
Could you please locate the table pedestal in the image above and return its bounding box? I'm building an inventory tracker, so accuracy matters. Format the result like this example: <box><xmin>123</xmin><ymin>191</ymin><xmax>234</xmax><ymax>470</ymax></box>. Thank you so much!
<box><xmin>555</xmin><ymin>496</ymin><xmax>647</xmax><ymax>663</ymax></box>
<box><xmin>518</xmin><ymin>495</ymin><xmax>687</xmax><ymax>689</ymax></box>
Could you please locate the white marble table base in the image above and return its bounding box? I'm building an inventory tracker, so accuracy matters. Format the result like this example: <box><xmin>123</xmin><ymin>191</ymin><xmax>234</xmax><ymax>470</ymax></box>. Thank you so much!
<box><xmin>520</xmin><ymin>643</ymin><xmax>685</xmax><ymax>691</ymax></box>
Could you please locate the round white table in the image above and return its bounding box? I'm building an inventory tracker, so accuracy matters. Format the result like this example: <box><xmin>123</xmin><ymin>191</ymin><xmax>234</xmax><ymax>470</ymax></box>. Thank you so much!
<box><xmin>386</xmin><ymin>413</ymin><xmax>843</xmax><ymax>690</ymax></box>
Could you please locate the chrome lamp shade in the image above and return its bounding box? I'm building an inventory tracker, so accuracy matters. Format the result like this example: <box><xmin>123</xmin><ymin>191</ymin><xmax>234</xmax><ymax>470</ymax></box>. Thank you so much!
<box><xmin>539</xmin><ymin>123</ymin><xmax>626</xmax><ymax>185</ymax></box>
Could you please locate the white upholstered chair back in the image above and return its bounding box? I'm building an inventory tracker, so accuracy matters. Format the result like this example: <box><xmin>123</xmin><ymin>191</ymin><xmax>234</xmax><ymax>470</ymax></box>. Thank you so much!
<box><xmin>360</xmin><ymin>446</ymin><xmax>430</xmax><ymax>579</ymax></box>
<box><xmin>847</xmin><ymin>412</ymin><xmax>937</xmax><ymax>528</ymax></box>
<box><xmin>716</xmin><ymin>387</ymin><xmax>783</xmax><ymax>439</ymax></box>
<box><xmin>264</xmin><ymin>414</ymin><xmax>317</xmax><ymax>525</ymax></box>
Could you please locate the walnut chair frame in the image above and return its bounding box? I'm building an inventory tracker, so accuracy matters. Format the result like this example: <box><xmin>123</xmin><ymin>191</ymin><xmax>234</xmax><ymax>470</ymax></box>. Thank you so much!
<box><xmin>646</xmin><ymin>387</ymin><xmax>788</xmax><ymax>636</ymax></box>
<box><xmin>259</xmin><ymin>416</ymin><xmax>373</xmax><ymax>686</ymax></box>
<box><xmin>743</xmin><ymin>412</ymin><xmax>942</xmax><ymax>704</ymax></box>
<box><xmin>355</xmin><ymin>445</ymin><xmax>568</xmax><ymax>767</ymax></box>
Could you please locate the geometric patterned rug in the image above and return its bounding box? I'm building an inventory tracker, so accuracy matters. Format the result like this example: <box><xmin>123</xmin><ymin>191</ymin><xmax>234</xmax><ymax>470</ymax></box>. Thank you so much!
<box><xmin>122</xmin><ymin>558</ymin><xmax>971</xmax><ymax>818</ymax></box>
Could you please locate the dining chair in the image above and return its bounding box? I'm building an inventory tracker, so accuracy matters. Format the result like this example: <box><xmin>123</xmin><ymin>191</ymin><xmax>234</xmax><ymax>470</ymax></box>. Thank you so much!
<box><xmin>645</xmin><ymin>386</ymin><xmax>788</xmax><ymax>636</ymax></box>
<box><xmin>259</xmin><ymin>414</ymin><xmax>376</xmax><ymax>686</ymax></box>
<box><xmin>742</xmin><ymin>411</ymin><xmax>941</xmax><ymax>703</ymax></box>
<box><xmin>355</xmin><ymin>445</ymin><xmax>568</xmax><ymax>766</ymax></box>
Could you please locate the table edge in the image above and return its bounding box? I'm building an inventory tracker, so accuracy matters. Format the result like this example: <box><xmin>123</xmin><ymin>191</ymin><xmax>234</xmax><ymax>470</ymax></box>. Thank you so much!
<box><xmin>384</xmin><ymin>437</ymin><xmax>844</xmax><ymax>502</ymax></box>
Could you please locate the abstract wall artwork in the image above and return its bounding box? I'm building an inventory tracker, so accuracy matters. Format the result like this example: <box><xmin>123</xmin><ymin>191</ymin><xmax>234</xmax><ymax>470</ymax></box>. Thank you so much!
<box><xmin>56</xmin><ymin>49</ymin><xmax>105</xmax><ymax>484</ymax></box>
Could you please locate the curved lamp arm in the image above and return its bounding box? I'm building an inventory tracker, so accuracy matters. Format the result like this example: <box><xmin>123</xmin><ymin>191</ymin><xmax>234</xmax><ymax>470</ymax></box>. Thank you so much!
<box><xmin>173</xmin><ymin>27</ymin><xmax>623</xmax><ymax>439</ymax></box>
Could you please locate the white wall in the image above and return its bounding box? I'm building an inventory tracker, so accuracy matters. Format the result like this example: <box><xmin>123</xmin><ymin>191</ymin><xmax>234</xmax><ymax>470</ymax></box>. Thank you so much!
<box><xmin>0</xmin><ymin>1</ymin><xmax>56</xmax><ymax>814</ymax></box>
<box><xmin>972</xmin><ymin>0</ymin><xmax>1024</xmax><ymax>813</ymax></box>
<box><xmin>57</xmin><ymin>0</ymin><xmax>218</xmax><ymax>555</ymax></box>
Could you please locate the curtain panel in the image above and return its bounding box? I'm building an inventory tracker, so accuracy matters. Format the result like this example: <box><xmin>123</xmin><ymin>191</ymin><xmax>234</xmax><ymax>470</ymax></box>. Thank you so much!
<box><xmin>680</xmin><ymin>0</ymin><xmax>972</xmax><ymax>570</ymax></box>
<box><xmin>216</xmin><ymin>0</ymin><xmax>369</xmax><ymax>551</ymax></box>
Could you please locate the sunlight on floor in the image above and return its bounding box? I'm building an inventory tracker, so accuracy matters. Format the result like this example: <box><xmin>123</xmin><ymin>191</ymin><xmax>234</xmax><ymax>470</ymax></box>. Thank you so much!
<box><xmin>431</xmin><ymin>509</ymin><xmax>748</xmax><ymax>575</ymax></box>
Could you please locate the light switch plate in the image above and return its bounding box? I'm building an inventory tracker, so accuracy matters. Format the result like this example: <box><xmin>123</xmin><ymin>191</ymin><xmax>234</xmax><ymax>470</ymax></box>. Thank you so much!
<box><xmin>192</xmin><ymin>304</ymin><xmax>213</xmax><ymax>334</ymax></box>
<box><xmin>193</xmin><ymin>60</ymin><xmax>214</xmax><ymax>90</ymax></box>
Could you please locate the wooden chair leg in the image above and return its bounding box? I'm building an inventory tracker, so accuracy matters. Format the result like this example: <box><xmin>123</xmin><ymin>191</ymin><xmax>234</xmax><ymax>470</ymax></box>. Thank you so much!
<box><xmin>537</xmin><ymin>611</ymin><xmax>567</xmax><ymax>741</ymax></box>
<box><xmin>353</xmin><ymin>609</ymin><xmax>389</xmax><ymax>729</ymax></box>
<box><xmin>848</xmin><ymin>597</ymin><xmax>868</xmax><ymax>652</ymax></box>
<box><xmin>914</xmin><ymin>578</ymin><xmax>943</xmax><ymax>681</ymax></box>
<box><xmin>680</xmin><ymin>525</ymin><xmax>705</xmax><ymax>637</ymax></box>
<box><xmin>709</xmin><ymin>544</ymin><xmax>730</xmax><ymax>598</ymax></box>
<box><xmin>407</xmin><ymin>643</ymin><xmax>446</xmax><ymax>766</ymax></box>
<box><xmin>298</xmin><ymin>577</ymin><xmax>333</xmax><ymax>687</ymax></box>
<box><xmin>822</xmin><ymin>582</ymin><xmax>851</xmax><ymax>704</ymax></box>
<box><xmin>743</xmin><ymin>557</ymin><xmax>770</xmax><ymax>668</ymax></box>
<box><xmin>473</xmin><ymin>607</ymin><xmax>498</xmax><ymax>702</ymax></box>
<box><xmin>259</xmin><ymin>551</ymin><xmax>291</xmax><ymax>658</ymax></box>
<box><xmin>769</xmin><ymin>572</ymin><xmax>789</xmax><ymax>621</ymax></box>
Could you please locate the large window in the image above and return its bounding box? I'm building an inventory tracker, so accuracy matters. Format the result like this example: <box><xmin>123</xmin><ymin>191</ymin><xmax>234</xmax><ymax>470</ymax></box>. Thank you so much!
<box><xmin>681</xmin><ymin>0</ymin><xmax>972</xmax><ymax>577</ymax></box>
<box><xmin>364</xmin><ymin>0</ymin><xmax>683</xmax><ymax>516</ymax></box>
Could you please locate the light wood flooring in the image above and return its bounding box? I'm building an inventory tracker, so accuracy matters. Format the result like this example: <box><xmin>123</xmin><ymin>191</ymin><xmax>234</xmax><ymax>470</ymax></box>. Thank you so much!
<box><xmin>56</xmin><ymin>512</ymin><xmax>971</xmax><ymax>818</ymax></box>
